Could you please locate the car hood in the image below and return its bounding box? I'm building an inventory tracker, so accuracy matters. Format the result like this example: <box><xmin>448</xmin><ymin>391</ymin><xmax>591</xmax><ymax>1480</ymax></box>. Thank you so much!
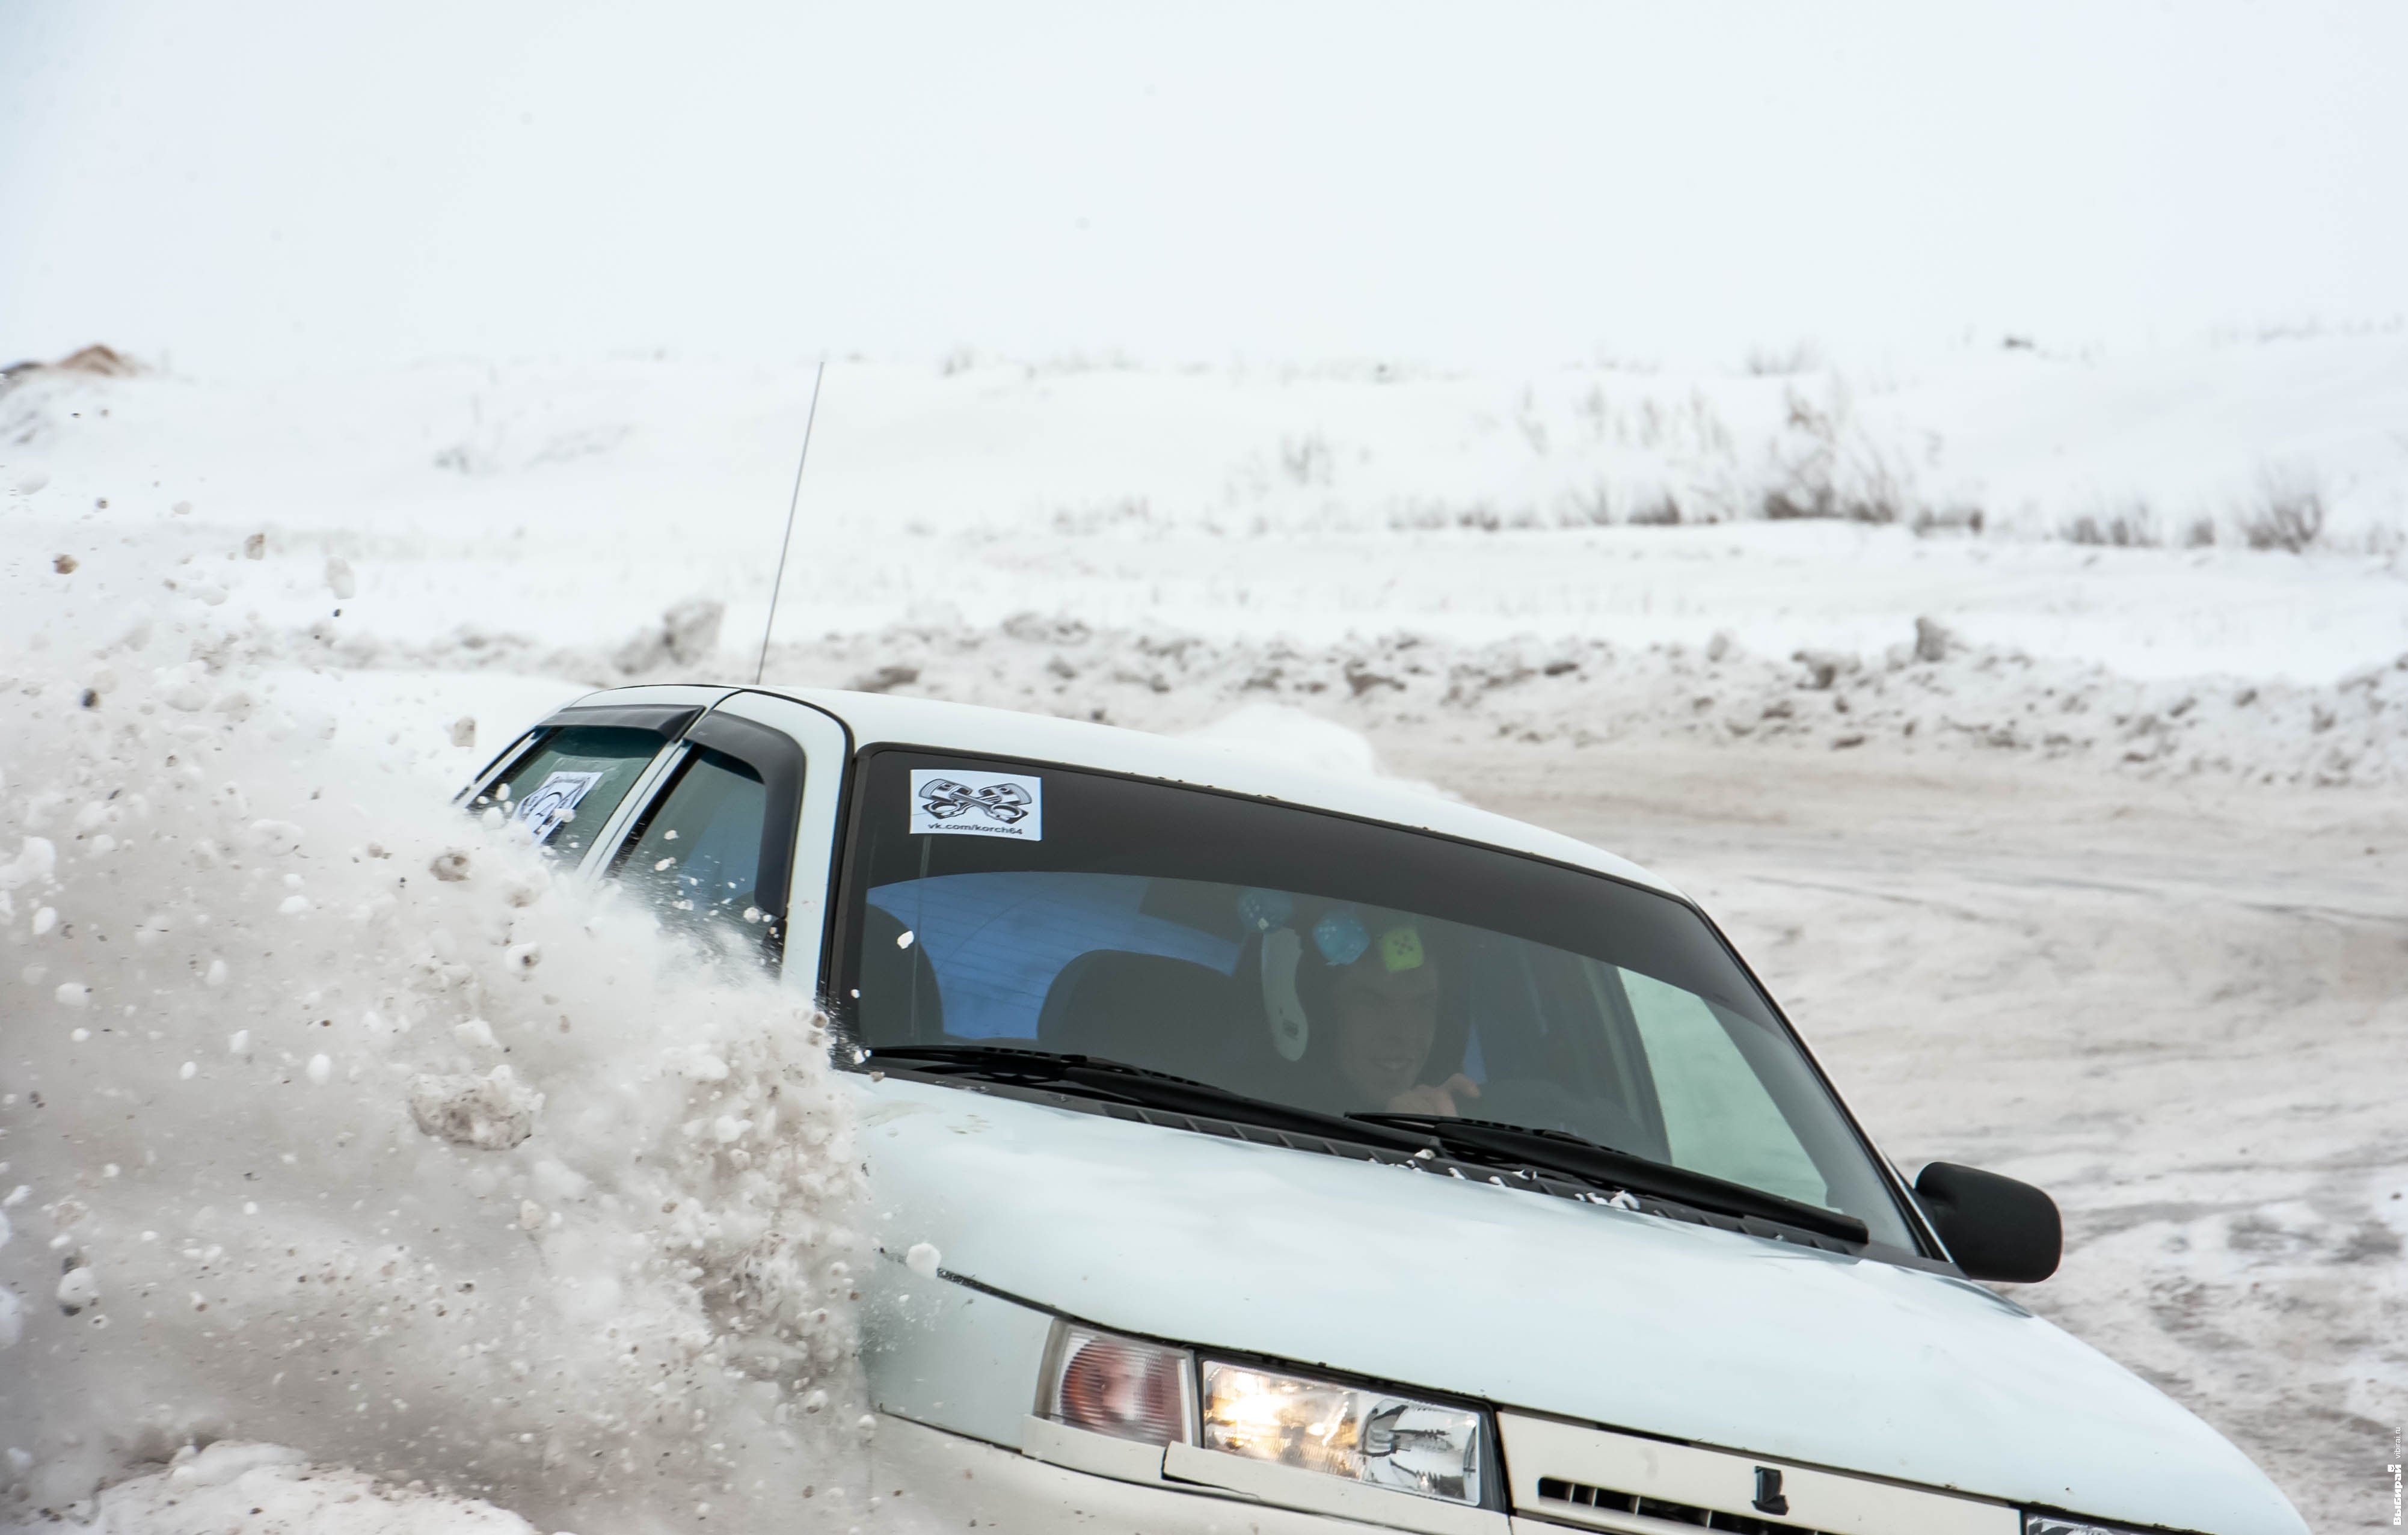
<box><xmin>853</xmin><ymin>1077</ymin><xmax>2303</xmax><ymax>1535</ymax></box>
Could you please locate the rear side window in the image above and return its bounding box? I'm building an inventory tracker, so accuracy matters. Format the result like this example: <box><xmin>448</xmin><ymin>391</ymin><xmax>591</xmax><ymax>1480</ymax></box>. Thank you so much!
<box><xmin>478</xmin><ymin>726</ymin><xmax>661</xmax><ymax>855</ymax></box>
<box><xmin>613</xmin><ymin>746</ymin><xmax>772</xmax><ymax>945</ymax></box>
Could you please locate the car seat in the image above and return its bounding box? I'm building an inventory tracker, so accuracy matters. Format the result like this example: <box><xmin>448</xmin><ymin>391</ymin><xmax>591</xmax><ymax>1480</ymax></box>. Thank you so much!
<box><xmin>1035</xmin><ymin>951</ymin><xmax>1242</xmax><ymax>1084</ymax></box>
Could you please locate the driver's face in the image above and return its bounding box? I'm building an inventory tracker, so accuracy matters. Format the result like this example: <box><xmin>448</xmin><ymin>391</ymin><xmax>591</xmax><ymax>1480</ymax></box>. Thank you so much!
<box><xmin>1331</xmin><ymin>965</ymin><xmax>1440</xmax><ymax>1106</ymax></box>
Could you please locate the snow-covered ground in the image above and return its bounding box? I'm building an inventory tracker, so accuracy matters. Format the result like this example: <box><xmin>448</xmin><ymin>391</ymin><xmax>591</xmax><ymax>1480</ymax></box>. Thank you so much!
<box><xmin>7</xmin><ymin>334</ymin><xmax>2407</xmax><ymax>678</ymax></box>
<box><xmin>4</xmin><ymin>345</ymin><xmax>2406</xmax><ymax>1530</ymax></box>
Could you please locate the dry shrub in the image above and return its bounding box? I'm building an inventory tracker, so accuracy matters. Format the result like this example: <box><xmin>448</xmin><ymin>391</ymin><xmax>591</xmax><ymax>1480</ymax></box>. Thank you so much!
<box><xmin>1761</xmin><ymin>384</ymin><xmax>1911</xmax><ymax>524</ymax></box>
<box><xmin>2238</xmin><ymin>464</ymin><xmax>2326</xmax><ymax>553</ymax></box>
<box><xmin>1911</xmin><ymin>504</ymin><xmax>1985</xmax><ymax>536</ymax></box>
<box><xmin>1743</xmin><ymin>340</ymin><xmax>1824</xmax><ymax>376</ymax></box>
<box><xmin>1627</xmin><ymin>491</ymin><xmax>1684</xmax><ymax>527</ymax></box>
<box><xmin>2065</xmin><ymin>500</ymin><xmax>2160</xmax><ymax>548</ymax></box>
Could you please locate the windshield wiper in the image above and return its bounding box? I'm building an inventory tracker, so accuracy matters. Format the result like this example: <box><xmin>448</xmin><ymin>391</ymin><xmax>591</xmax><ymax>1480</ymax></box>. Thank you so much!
<box><xmin>1349</xmin><ymin>1112</ymin><xmax>1869</xmax><ymax>1245</ymax></box>
<box><xmin>862</xmin><ymin>1044</ymin><xmax>1443</xmax><ymax>1157</ymax></box>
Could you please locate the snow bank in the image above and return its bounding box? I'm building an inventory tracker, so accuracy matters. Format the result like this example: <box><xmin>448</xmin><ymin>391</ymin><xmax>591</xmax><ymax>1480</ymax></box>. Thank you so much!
<box><xmin>7</xmin><ymin>342</ymin><xmax>2406</xmax><ymax>688</ymax></box>
<box><xmin>742</xmin><ymin>620</ymin><xmax>2408</xmax><ymax>791</ymax></box>
<box><xmin>0</xmin><ymin>545</ymin><xmax>876</xmax><ymax>1531</ymax></box>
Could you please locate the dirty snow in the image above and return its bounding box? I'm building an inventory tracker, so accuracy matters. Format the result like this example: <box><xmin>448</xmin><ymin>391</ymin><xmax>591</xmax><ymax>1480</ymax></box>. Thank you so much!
<box><xmin>48</xmin><ymin>1442</ymin><xmax>539</xmax><ymax>1535</ymax></box>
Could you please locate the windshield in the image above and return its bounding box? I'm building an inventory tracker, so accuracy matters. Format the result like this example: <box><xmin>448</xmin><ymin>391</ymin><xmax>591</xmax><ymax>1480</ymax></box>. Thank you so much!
<box><xmin>835</xmin><ymin>749</ymin><xmax>1914</xmax><ymax>1249</ymax></box>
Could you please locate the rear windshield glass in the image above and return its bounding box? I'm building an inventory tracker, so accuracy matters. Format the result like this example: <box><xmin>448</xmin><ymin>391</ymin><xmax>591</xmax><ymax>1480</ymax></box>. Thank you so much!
<box><xmin>475</xmin><ymin>725</ymin><xmax>660</xmax><ymax>855</ymax></box>
<box><xmin>836</xmin><ymin>750</ymin><xmax>1912</xmax><ymax>1248</ymax></box>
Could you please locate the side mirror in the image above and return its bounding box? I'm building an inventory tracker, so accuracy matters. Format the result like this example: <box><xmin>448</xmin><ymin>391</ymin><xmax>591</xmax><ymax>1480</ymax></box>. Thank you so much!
<box><xmin>1915</xmin><ymin>1162</ymin><xmax>2061</xmax><ymax>1282</ymax></box>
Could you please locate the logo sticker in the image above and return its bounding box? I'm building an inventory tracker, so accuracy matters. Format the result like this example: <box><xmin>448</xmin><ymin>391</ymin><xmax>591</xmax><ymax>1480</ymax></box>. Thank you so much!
<box><xmin>513</xmin><ymin>770</ymin><xmax>604</xmax><ymax>845</ymax></box>
<box><xmin>910</xmin><ymin>769</ymin><xmax>1043</xmax><ymax>841</ymax></box>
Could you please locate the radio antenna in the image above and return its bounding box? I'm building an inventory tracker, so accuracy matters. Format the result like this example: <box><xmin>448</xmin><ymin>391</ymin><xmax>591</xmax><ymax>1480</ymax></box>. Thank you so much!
<box><xmin>755</xmin><ymin>358</ymin><xmax>828</xmax><ymax>684</ymax></box>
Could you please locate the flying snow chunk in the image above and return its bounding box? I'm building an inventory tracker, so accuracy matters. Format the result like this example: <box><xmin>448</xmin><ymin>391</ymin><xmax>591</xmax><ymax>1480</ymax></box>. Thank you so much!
<box><xmin>171</xmin><ymin>1442</ymin><xmax>307</xmax><ymax>1488</ymax></box>
<box><xmin>0</xmin><ymin>838</ymin><xmax>57</xmax><ymax>890</ymax></box>
<box><xmin>56</xmin><ymin>1265</ymin><xmax>99</xmax><ymax>1314</ymax></box>
<box><xmin>55</xmin><ymin>982</ymin><xmax>89</xmax><ymax>1007</ymax></box>
<box><xmin>905</xmin><ymin>1242</ymin><xmax>942</xmax><ymax>1279</ymax></box>
<box><xmin>249</xmin><ymin>818</ymin><xmax>305</xmax><ymax>856</ymax></box>
<box><xmin>325</xmin><ymin>557</ymin><xmax>357</xmax><ymax>599</ymax></box>
<box><xmin>408</xmin><ymin>1065</ymin><xmax>543</xmax><ymax>1150</ymax></box>
<box><xmin>307</xmin><ymin>1053</ymin><xmax>333</xmax><ymax>1085</ymax></box>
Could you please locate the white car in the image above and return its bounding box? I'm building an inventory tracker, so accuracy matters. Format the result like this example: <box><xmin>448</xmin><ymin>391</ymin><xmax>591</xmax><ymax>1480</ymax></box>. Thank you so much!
<box><xmin>469</xmin><ymin>684</ymin><xmax>2306</xmax><ymax>1535</ymax></box>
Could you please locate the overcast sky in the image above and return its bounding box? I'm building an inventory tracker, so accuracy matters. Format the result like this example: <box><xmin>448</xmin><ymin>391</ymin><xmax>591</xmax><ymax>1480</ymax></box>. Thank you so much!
<box><xmin>4</xmin><ymin>1</ymin><xmax>2404</xmax><ymax>376</ymax></box>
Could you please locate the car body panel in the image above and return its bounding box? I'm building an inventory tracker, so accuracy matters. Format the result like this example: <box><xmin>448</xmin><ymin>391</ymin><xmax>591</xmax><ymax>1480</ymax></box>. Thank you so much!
<box><xmin>853</xmin><ymin>1074</ymin><xmax>2305</xmax><ymax>1535</ymax></box>
<box><xmin>705</xmin><ymin>690</ymin><xmax>853</xmax><ymax>988</ymax></box>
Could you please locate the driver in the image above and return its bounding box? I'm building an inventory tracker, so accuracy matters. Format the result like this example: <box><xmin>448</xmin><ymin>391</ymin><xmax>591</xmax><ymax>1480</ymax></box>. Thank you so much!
<box><xmin>1327</xmin><ymin>922</ymin><xmax>1479</xmax><ymax>1117</ymax></box>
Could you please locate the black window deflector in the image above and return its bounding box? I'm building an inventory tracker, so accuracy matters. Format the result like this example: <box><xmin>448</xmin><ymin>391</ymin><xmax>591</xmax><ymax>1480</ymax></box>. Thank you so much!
<box><xmin>682</xmin><ymin>710</ymin><xmax>805</xmax><ymax>922</ymax></box>
<box><xmin>536</xmin><ymin>702</ymin><xmax>705</xmax><ymax>739</ymax></box>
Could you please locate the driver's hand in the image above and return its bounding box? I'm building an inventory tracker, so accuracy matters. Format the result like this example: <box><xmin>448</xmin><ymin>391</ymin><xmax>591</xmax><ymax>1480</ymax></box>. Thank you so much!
<box><xmin>1386</xmin><ymin>1074</ymin><xmax>1481</xmax><ymax>1118</ymax></box>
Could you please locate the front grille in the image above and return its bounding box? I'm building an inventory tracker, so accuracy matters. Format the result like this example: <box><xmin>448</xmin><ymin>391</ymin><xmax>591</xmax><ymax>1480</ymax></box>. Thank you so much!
<box><xmin>1534</xmin><ymin>1475</ymin><xmax>1820</xmax><ymax>1534</ymax></box>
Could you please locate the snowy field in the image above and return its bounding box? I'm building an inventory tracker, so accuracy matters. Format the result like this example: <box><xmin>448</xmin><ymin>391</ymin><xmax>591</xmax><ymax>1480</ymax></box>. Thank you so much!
<box><xmin>3</xmin><ymin>346</ymin><xmax>2406</xmax><ymax>1531</ymax></box>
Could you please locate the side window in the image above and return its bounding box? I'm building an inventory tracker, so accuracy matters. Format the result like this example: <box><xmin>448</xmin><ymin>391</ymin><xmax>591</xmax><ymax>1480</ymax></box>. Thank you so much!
<box><xmin>476</xmin><ymin>726</ymin><xmax>662</xmax><ymax>856</ymax></box>
<box><xmin>1620</xmin><ymin>969</ymin><xmax>1831</xmax><ymax>1210</ymax></box>
<box><xmin>618</xmin><ymin>747</ymin><xmax>768</xmax><ymax>926</ymax></box>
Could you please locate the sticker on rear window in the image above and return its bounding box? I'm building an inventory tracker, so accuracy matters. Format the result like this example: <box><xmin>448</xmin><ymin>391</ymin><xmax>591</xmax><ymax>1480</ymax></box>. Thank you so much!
<box><xmin>514</xmin><ymin>770</ymin><xmax>604</xmax><ymax>845</ymax></box>
<box><xmin>911</xmin><ymin>769</ymin><xmax>1043</xmax><ymax>840</ymax></box>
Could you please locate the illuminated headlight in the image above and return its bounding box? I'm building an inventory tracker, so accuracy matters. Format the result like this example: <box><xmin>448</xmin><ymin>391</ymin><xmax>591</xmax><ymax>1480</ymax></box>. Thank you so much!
<box><xmin>1200</xmin><ymin>1359</ymin><xmax>1485</xmax><ymax>1506</ymax></box>
<box><xmin>2027</xmin><ymin>1519</ymin><xmax>2152</xmax><ymax>1535</ymax></box>
<box><xmin>1039</xmin><ymin>1323</ymin><xmax>1197</xmax><ymax>1445</ymax></box>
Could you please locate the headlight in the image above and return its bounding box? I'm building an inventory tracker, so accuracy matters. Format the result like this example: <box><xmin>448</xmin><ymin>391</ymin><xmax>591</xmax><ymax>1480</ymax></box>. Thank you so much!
<box><xmin>1199</xmin><ymin>1359</ymin><xmax>1485</xmax><ymax>1506</ymax></box>
<box><xmin>1038</xmin><ymin>1323</ymin><xmax>1196</xmax><ymax>1445</ymax></box>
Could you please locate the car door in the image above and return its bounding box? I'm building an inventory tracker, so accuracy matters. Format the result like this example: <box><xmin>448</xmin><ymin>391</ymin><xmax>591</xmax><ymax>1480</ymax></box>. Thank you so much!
<box><xmin>585</xmin><ymin>690</ymin><xmax>850</xmax><ymax>994</ymax></box>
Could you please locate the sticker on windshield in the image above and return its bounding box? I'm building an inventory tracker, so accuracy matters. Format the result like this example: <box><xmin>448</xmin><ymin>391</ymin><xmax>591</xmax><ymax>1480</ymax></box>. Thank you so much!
<box><xmin>513</xmin><ymin>770</ymin><xmax>604</xmax><ymax>845</ymax></box>
<box><xmin>911</xmin><ymin>769</ymin><xmax>1043</xmax><ymax>841</ymax></box>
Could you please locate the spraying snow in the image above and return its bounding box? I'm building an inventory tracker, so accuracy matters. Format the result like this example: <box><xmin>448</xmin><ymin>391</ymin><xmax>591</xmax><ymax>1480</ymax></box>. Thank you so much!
<box><xmin>0</xmin><ymin>550</ymin><xmax>880</xmax><ymax>1531</ymax></box>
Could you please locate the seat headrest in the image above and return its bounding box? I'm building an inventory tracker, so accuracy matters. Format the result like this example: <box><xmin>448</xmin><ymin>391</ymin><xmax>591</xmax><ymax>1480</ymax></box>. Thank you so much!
<box><xmin>1037</xmin><ymin>950</ymin><xmax>1238</xmax><ymax>1079</ymax></box>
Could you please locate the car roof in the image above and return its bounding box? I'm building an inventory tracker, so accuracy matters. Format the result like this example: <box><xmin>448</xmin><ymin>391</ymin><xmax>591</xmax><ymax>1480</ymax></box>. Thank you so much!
<box><xmin>566</xmin><ymin>684</ymin><xmax>1684</xmax><ymax>900</ymax></box>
